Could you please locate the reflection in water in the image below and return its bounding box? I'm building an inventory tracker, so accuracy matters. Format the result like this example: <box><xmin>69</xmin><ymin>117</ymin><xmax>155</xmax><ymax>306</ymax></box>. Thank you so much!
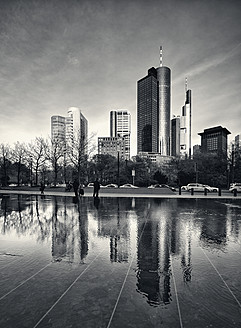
<box><xmin>51</xmin><ymin>197</ymin><xmax>89</xmax><ymax>264</ymax></box>
<box><xmin>0</xmin><ymin>195</ymin><xmax>241</xmax><ymax>308</ymax></box>
<box><xmin>136</xmin><ymin>200</ymin><xmax>172</xmax><ymax>307</ymax></box>
<box><xmin>93</xmin><ymin>197</ymin><xmax>100</xmax><ymax>209</ymax></box>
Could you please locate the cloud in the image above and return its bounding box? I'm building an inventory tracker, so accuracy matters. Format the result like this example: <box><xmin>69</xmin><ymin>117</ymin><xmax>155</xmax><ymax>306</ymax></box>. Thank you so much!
<box><xmin>173</xmin><ymin>42</ymin><xmax>241</xmax><ymax>86</ymax></box>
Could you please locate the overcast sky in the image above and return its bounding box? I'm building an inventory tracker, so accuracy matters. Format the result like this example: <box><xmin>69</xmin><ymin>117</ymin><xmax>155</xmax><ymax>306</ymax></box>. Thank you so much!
<box><xmin>0</xmin><ymin>0</ymin><xmax>240</xmax><ymax>155</ymax></box>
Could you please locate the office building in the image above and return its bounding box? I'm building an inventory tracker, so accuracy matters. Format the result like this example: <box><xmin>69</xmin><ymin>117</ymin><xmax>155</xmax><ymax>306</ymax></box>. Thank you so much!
<box><xmin>137</xmin><ymin>47</ymin><xmax>171</xmax><ymax>155</ymax></box>
<box><xmin>51</xmin><ymin>115</ymin><xmax>66</xmax><ymax>141</ymax></box>
<box><xmin>193</xmin><ymin>144</ymin><xmax>201</xmax><ymax>157</ymax></box>
<box><xmin>198</xmin><ymin>126</ymin><xmax>231</xmax><ymax>157</ymax></box>
<box><xmin>51</xmin><ymin>107</ymin><xmax>88</xmax><ymax>153</ymax></box>
<box><xmin>66</xmin><ymin>107</ymin><xmax>88</xmax><ymax>147</ymax></box>
<box><xmin>98</xmin><ymin>137</ymin><xmax>125</xmax><ymax>159</ymax></box>
<box><xmin>180</xmin><ymin>79</ymin><xmax>192</xmax><ymax>158</ymax></box>
<box><xmin>171</xmin><ymin>116</ymin><xmax>180</xmax><ymax>157</ymax></box>
<box><xmin>110</xmin><ymin>110</ymin><xmax>131</xmax><ymax>159</ymax></box>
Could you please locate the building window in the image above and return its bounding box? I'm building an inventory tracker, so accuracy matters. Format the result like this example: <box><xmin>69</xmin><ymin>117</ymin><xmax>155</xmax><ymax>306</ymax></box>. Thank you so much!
<box><xmin>207</xmin><ymin>137</ymin><xmax>218</xmax><ymax>151</ymax></box>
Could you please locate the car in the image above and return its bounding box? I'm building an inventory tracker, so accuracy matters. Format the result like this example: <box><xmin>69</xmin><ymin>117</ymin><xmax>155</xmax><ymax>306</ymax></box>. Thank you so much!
<box><xmin>163</xmin><ymin>184</ymin><xmax>176</xmax><ymax>192</ymax></box>
<box><xmin>102</xmin><ymin>183</ymin><xmax>118</xmax><ymax>188</ymax></box>
<box><xmin>148</xmin><ymin>184</ymin><xmax>175</xmax><ymax>191</ymax></box>
<box><xmin>186</xmin><ymin>183</ymin><xmax>207</xmax><ymax>192</ymax></box>
<box><xmin>87</xmin><ymin>182</ymin><xmax>104</xmax><ymax>188</ymax></box>
<box><xmin>203</xmin><ymin>185</ymin><xmax>219</xmax><ymax>192</ymax></box>
<box><xmin>184</xmin><ymin>183</ymin><xmax>216</xmax><ymax>192</ymax></box>
<box><xmin>229</xmin><ymin>183</ymin><xmax>241</xmax><ymax>193</ymax></box>
<box><xmin>120</xmin><ymin>184</ymin><xmax>139</xmax><ymax>188</ymax></box>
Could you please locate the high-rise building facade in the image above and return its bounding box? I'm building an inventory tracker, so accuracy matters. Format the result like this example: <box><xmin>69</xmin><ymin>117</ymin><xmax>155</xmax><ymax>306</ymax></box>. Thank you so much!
<box><xmin>198</xmin><ymin>126</ymin><xmax>230</xmax><ymax>157</ymax></box>
<box><xmin>156</xmin><ymin>66</ymin><xmax>171</xmax><ymax>155</ymax></box>
<box><xmin>171</xmin><ymin>116</ymin><xmax>180</xmax><ymax>157</ymax></box>
<box><xmin>66</xmin><ymin>107</ymin><xmax>88</xmax><ymax>147</ymax></box>
<box><xmin>51</xmin><ymin>107</ymin><xmax>88</xmax><ymax>153</ymax></box>
<box><xmin>180</xmin><ymin>84</ymin><xmax>192</xmax><ymax>158</ymax></box>
<box><xmin>51</xmin><ymin>115</ymin><xmax>66</xmax><ymax>141</ymax></box>
<box><xmin>137</xmin><ymin>48</ymin><xmax>171</xmax><ymax>155</ymax></box>
<box><xmin>170</xmin><ymin>79</ymin><xmax>192</xmax><ymax>158</ymax></box>
<box><xmin>137</xmin><ymin>67</ymin><xmax>159</xmax><ymax>153</ymax></box>
<box><xmin>110</xmin><ymin>110</ymin><xmax>131</xmax><ymax>159</ymax></box>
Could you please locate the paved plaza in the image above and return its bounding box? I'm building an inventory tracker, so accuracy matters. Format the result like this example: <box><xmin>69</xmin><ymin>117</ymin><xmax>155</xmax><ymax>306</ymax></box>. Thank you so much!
<box><xmin>0</xmin><ymin>191</ymin><xmax>241</xmax><ymax>327</ymax></box>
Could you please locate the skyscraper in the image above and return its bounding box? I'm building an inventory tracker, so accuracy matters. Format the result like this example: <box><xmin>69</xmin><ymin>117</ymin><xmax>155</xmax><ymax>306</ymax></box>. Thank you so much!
<box><xmin>137</xmin><ymin>47</ymin><xmax>171</xmax><ymax>155</ymax></box>
<box><xmin>180</xmin><ymin>79</ymin><xmax>192</xmax><ymax>158</ymax></box>
<box><xmin>110</xmin><ymin>110</ymin><xmax>131</xmax><ymax>159</ymax></box>
<box><xmin>65</xmin><ymin>107</ymin><xmax>88</xmax><ymax>153</ymax></box>
<box><xmin>171</xmin><ymin>116</ymin><xmax>180</xmax><ymax>157</ymax></box>
<box><xmin>51</xmin><ymin>107</ymin><xmax>88</xmax><ymax>153</ymax></box>
<box><xmin>51</xmin><ymin>115</ymin><xmax>66</xmax><ymax>141</ymax></box>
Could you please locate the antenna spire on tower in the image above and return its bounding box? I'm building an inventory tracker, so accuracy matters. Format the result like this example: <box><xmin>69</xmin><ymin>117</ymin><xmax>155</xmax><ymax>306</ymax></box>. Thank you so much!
<box><xmin>160</xmin><ymin>46</ymin><xmax>163</xmax><ymax>67</ymax></box>
<box><xmin>185</xmin><ymin>77</ymin><xmax>188</xmax><ymax>92</ymax></box>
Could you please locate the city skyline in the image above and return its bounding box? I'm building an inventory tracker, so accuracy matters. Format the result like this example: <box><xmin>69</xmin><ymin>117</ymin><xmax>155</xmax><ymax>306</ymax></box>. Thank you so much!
<box><xmin>0</xmin><ymin>0</ymin><xmax>240</xmax><ymax>156</ymax></box>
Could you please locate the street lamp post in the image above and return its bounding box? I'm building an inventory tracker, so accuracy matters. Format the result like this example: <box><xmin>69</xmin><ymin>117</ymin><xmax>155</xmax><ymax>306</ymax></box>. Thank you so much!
<box><xmin>132</xmin><ymin>169</ymin><xmax>135</xmax><ymax>186</ymax></box>
<box><xmin>194</xmin><ymin>162</ymin><xmax>198</xmax><ymax>183</ymax></box>
<box><xmin>117</xmin><ymin>151</ymin><xmax>120</xmax><ymax>188</ymax></box>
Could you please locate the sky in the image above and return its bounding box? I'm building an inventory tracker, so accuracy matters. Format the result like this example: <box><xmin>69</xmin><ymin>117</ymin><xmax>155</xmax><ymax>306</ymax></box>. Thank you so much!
<box><xmin>0</xmin><ymin>0</ymin><xmax>240</xmax><ymax>156</ymax></box>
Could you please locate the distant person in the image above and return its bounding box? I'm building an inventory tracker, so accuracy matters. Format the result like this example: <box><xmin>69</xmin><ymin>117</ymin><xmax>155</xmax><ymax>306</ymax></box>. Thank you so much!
<box><xmin>93</xmin><ymin>178</ymin><xmax>100</xmax><ymax>198</ymax></box>
<box><xmin>79</xmin><ymin>183</ymin><xmax>84</xmax><ymax>196</ymax></box>
<box><xmin>40</xmin><ymin>181</ymin><xmax>45</xmax><ymax>195</ymax></box>
<box><xmin>65</xmin><ymin>181</ymin><xmax>72</xmax><ymax>192</ymax></box>
<box><xmin>73</xmin><ymin>179</ymin><xmax>79</xmax><ymax>197</ymax></box>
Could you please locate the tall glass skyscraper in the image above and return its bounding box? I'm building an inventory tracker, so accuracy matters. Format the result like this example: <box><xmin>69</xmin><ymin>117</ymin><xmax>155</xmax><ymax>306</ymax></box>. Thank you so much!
<box><xmin>137</xmin><ymin>50</ymin><xmax>171</xmax><ymax>155</ymax></box>
<box><xmin>180</xmin><ymin>89</ymin><xmax>192</xmax><ymax>158</ymax></box>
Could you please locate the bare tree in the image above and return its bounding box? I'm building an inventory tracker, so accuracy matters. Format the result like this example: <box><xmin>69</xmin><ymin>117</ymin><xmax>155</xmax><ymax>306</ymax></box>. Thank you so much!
<box><xmin>45</xmin><ymin>136</ymin><xmax>65</xmax><ymax>186</ymax></box>
<box><xmin>66</xmin><ymin>131</ymin><xmax>96</xmax><ymax>183</ymax></box>
<box><xmin>11</xmin><ymin>142</ymin><xmax>27</xmax><ymax>186</ymax></box>
<box><xmin>27</xmin><ymin>137</ymin><xmax>47</xmax><ymax>186</ymax></box>
<box><xmin>0</xmin><ymin>143</ymin><xmax>12</xmax><ymax>186</ymax></box>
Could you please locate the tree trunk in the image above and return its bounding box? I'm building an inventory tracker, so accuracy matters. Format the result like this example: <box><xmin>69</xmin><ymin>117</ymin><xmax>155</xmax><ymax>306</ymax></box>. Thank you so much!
<box><xmin>17</xmin><ymin>160</ymin><xmax>21</xmax><ymax>186</ymax></box>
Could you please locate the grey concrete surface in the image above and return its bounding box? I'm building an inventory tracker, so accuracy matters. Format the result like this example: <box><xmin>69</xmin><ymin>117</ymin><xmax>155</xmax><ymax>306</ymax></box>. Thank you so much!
<box><xmin>0</xmin><ymin>187</ymin><xmax>240</xmax><ymax>199</ymax></box>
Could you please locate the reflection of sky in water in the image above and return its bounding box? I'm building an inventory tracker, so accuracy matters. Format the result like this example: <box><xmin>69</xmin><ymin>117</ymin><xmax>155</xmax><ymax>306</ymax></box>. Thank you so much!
<box><xmin>0</xmin><ymin>195</ymin><xmax>241</xmax><ymax>309</ymax></box>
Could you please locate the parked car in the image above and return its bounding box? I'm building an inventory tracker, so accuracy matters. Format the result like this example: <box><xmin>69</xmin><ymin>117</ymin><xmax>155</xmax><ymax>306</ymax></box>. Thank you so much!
<box><xmin>203</xmin><ymin>185</ymin><xmax>219</xmax><ymax>192</ymax></box>
<box><xmin>183</xmin><ymin>183</ymin><xmax>217</xmax><ymax>192</ymax></box>
<box><xmin>185</xmin><ymin>183</ymin><xmax>207</xmax><ymax>192</ymax></box>
<box><xmin>229</xmin><ymin>183</ymin><xmax>241</xmax><ymax>193</ymax></box>
<box><xmin>120</xmin><ymin>184</ymin><xmax>139</xmax><ymax>189</ymax></box>
<box><xmin>102</xmin><ymin>183</ymin><xmax>118</xmax><ymax>188</ymax></box>
<box><xmin>87</xmin><ymin>182</ymin><xmax>104</xmax><ymax>188</ymax></box>
<box><xmin>148</xmin><ymin>184</ymin><xmax>176</xmax><ymax>191</ymax></box>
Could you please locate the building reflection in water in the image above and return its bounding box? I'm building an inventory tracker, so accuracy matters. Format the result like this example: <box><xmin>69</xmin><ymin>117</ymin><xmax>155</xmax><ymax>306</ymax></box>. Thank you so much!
<box><xmin>199</xmin><ymin>201</ymin><xmax>228</xmax><ymax>249</ymax></box>
<box><xmin>51</xmin><ymin>197</ymin><xmax>89</xmax><ymax>264</ymax></box>
<box><xmin>136</xmin><ymin>199</ymin><xmax>173</xmax><ymax>307</ymax></box>
<box><xmin>93</xmin><ymin>198</ymin><xmax>132</xmax><ymax>263</ymax></box>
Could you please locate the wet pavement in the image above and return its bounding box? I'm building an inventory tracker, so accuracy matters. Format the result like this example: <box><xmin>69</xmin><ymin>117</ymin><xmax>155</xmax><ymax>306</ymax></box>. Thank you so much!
<box><xmin>0</xmin><ymin>194</ymin><xmax>241</xmax><ymax>328</ymax></box>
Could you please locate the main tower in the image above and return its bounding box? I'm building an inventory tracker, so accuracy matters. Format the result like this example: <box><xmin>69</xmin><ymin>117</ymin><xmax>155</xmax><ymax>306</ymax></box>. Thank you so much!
<box><xmin>156</xmin><ymin>47</ymin><xmax>171</xmax><ymax>155</ymax></box>
<box><xmin>137</xmin><ymin>47</ymin><xmax>171</xmax><ymax>155</ymax></box>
